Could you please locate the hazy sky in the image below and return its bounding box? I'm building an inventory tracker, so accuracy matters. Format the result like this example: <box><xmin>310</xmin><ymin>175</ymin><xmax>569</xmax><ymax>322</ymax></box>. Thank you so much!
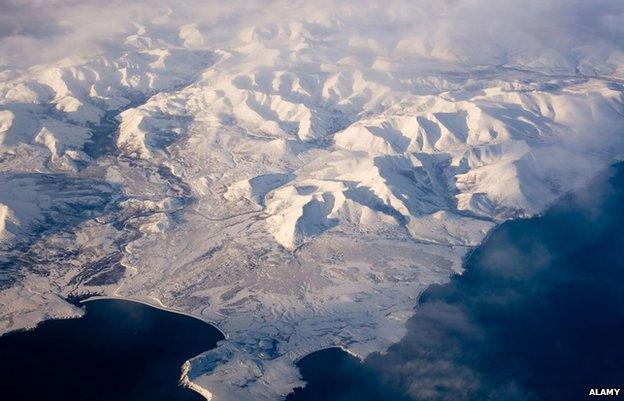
<box><xmin>1</xmin><ymin>0</ymin><xmax>623</xmax><ymax>78</ymax></box>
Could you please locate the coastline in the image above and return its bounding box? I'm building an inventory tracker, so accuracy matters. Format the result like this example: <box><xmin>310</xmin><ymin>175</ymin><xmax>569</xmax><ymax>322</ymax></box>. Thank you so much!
<box><xmin>180</xmin><ymin>360</ymin><xmax>215</xmax><ymax>401</ymax></box>
<box><xmin>82</xmin><ymin>295</ymin><xmax>225</xmax><ymax>401</ymax></box>
<box><xmin>3</xmin><ymin>162</ymin><xmax>623</xmax><ymax>401</ymax></box>
<box><xmin>82</xmin><ymin>295</ymin><xmax>228</xmax><ymax>339</ymax></box>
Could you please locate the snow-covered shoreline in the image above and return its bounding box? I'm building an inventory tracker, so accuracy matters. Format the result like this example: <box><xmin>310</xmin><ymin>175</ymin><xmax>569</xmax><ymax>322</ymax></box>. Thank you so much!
<box><xmin>2</xmin><ymin>1</ymin><xmax>624</xmax><ymax>400</ymax></box>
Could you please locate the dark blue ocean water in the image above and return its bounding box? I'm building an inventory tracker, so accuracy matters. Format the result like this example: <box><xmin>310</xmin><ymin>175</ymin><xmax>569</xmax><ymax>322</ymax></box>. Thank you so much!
<box><xmin>288</xmin><ymin>162</ymin><xmax>624</xmax><ymax>401</ymax></box>
<box><xmin>1</xmin><ymin>163</ymin><xmax>623</xmax><ymax>401</ymax></box>
<box><xmin>0</xmin><ymin>299</ymin><xmax>223</xmax><ymax>401</ymax></box>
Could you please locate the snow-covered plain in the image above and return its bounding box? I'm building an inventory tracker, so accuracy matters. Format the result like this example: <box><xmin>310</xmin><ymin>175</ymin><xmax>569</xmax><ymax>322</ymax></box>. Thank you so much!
<box><xmin>1</xmin><ymin>1</ymin><xmax>624</xmax><ymax>400</ymax></box>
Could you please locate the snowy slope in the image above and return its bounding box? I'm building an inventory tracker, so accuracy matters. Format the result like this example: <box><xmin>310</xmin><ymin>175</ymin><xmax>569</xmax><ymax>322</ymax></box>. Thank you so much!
<box><xmin>1</xmin><ymin>1</ymin><xmax>624</xmax><ymax>400</ymax></box>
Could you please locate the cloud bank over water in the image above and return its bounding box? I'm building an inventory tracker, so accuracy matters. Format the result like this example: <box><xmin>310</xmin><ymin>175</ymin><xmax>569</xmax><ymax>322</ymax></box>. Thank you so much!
<box><xmin>368</xmin><ymin>164</ymin><xmax>624</xmax><ymax>401</ymax></box>
<box><xmin>291</xmin><ymin>163</ymin><xmax>624</xmax><ymax>401</ymax></box>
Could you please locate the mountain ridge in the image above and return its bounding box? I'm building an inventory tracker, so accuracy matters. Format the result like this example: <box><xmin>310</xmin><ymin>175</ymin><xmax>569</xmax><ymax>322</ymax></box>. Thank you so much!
<box><xmin>1</xmin><ymin>3</ymin><xmax>624</xmax><ymax>400</ymax></box>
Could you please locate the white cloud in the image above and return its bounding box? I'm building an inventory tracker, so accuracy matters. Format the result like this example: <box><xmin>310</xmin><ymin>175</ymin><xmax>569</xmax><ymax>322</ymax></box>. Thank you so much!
<box><xmin>0</xmin><ymin>0</ymin><xmax>622</xmax><ymax>78</ymax></box>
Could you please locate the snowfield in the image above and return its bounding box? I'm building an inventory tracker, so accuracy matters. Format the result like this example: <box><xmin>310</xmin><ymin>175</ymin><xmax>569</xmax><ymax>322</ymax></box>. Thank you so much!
<box><xmin>1</xmin><ymin>1</ymin><xmax>624</xmax><ymax>400</ymax></box>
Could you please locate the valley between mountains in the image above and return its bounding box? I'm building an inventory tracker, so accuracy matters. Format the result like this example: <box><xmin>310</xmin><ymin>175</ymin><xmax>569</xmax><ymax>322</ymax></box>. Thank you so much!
<box><xmin>1</xmin><ymin>2</ymin><xmax>624</xmax><ymax>400</ymax></box>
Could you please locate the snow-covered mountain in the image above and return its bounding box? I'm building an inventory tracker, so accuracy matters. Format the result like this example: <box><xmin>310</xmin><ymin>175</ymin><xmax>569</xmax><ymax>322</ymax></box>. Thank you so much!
<box><xmin>1</xmin><ymin>1</ymin><xmax>624</xmax><ymax>400</ymax></box>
